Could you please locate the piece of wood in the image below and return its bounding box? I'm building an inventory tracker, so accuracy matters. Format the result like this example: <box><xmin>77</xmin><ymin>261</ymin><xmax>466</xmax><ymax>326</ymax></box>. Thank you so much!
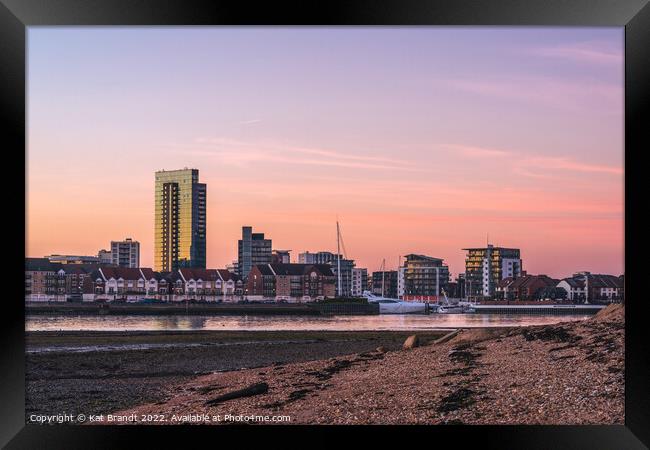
<box><xmin>204</xmin><ymin>382</ymin><xmax>269</xmax><ymax>406</ymax></box>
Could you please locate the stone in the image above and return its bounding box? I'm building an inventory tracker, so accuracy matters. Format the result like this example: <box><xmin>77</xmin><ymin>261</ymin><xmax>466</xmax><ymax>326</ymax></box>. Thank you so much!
<box><xmin>402</xmin><ymin>335</ymin><xmax>419</xmax><ymax>350</ymax></box>
<box><xmin>376</xmin><ymin>346</ymin><xmax>387</xmax><ymax>353</ymax></box>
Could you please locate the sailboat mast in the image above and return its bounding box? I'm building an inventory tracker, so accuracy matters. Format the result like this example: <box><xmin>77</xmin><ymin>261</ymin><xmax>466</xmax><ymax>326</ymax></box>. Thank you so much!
<box><xmin>381</xmin><ymin>258</ymin><xmax>385</xmax><ymax>298</ymax></box>
<box><xmin>336</xmin><ymin>221</ymin><xmax>342</xmax><ymax>297</ymax></box>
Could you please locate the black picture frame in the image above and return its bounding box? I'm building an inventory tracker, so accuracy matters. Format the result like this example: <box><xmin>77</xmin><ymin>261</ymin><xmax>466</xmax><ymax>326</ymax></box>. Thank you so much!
<box><xmin>2</xmin><ymin>0</ymin><xmax>648</xmax><ymax>448</ymax></box>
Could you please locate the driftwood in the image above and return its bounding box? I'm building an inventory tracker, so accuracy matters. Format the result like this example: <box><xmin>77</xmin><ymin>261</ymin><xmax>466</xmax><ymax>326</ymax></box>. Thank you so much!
<box><xmin>204</xmin><ymin>382</ymin><xmax>269</xmax><ymax>406</ymax></box>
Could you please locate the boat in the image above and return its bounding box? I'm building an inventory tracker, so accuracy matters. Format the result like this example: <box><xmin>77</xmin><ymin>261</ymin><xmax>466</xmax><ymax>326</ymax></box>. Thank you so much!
<box><xmin>435</xmin><ymin>289</ymin><xmax>474</xmax><ymax>314</ymax></box>
<box><xmin>362</xmin><ymin>291</ymin><xmax>428</xmax><ymax>314</ymax></box>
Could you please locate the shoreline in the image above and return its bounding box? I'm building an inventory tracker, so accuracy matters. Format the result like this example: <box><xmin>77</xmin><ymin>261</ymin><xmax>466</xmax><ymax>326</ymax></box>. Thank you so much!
<box><xmin>26</xmin><ymin>330</ymin><xmax>447</xmax><ymax>420</ymax></box>
<box><xmin>108</xmin><ymin>305</ymin><xmax>625</xmax><ymax>425</ymax></box>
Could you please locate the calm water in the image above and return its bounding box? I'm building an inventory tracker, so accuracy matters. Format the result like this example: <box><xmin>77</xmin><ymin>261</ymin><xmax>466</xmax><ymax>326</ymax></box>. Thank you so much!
<box><xmin>26</xmin><ymin>314</ymin><xmax>593</xmax><ymax>332</ymax></box>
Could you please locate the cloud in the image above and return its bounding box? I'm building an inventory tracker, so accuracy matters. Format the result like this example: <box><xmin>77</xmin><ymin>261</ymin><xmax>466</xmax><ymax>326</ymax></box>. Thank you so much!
<box><xmin>173</xmin><ymin>138</ymin><xmax>422</xmax><ymax>172</ymax></box>
<box><xmin>446</xmin><ymin>76</ymin><xmax>622</xmax><ymax>115</ymax></box>
<box><xmin>448</xmin><ymin>143</ymin><xmax>622</xmax><ymax>177</ymax></box>
<box><xmin>238</xmin><ymin>119</ymin><xmax>261</xmax><ymax>125</ymax></box>
<box><xmin>443</xmin><ymin>144</ymin><xmax>510</xmax><ymax>158</ymax></box>
<box><xmin>532</xmin><ymin>42</ymin><xmax>623</xmax><ymax>65</ymax></box>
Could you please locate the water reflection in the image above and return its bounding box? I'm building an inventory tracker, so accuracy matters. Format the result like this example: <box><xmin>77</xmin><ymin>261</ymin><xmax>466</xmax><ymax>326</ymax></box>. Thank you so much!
<box><xmin>26</xmin><ymin>314</ymin><xmax>593</xmax><ymax>332</ymax></box>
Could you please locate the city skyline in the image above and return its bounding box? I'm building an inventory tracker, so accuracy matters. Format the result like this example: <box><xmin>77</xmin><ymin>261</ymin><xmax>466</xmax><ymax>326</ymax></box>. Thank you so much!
<box><xmin>26</xmin><ymin>27</ymin><xmax>624</xmax><ymax>278</ymax></box>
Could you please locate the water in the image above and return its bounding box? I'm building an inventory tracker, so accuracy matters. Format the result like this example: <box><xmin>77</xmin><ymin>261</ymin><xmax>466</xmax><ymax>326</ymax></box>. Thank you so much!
<box><xmin>26</xmin><ymin>313</ymin><xmax>593</xmax><ymax>332</ymax></box>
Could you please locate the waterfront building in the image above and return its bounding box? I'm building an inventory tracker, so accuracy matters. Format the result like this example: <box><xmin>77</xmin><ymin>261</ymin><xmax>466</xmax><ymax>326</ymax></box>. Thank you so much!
<box><xmin>25</xmin><ymin>258</ymin><xmax>66</xmax><ymax>302</ymax></box>
<box><xmin>297</xmin><ymin>251</ymin><xmax>354</xmax><ymax>297</ymax></box>
<box><xmin>46</xmin><ymin>254</ymin><xmax>100</xmax><ymax>265</ymax></box>
<box><xmin>556</xmin><ymin>272</ymin><xmax>624</xmax><ymax>303</ymax></box>
<box><xmin>330</xmin><ymin>258</ymin><xmax>355</xmax><ymax>297</ymax></box>
<box><xmin>351</xmin><ymin>268</ymin><xmax>368</xmax><ymax>297</ymax></box>
<box><xmin>272</xmin><ymin>249</ymin><xmax>291</xmax><ymax>264</ymax></box>
<box><xmin>154</xmin><ymin>168</ymin><xmax>207</xmax><ymax>272</ymax></box>
<box><xmin>177</xmin><ymin>268</ymin><xmax>243</xmax><ymax>302</ymax></box>
<box><xmin>495</xmin><ymin>274</ymin><xmax>559</xmax><ymax>301</ymax></box>
<box><xmin>400</xmin><ymin>254</ymin><xmax>450</xmax><ymax>301</ymax></box>
<box><xmin>111</xmin><ymin>238</ymin><xmax>140</xmax><ymax>268</ymax></box>
<box><xmin>298</xmin><ymin>251</ymin><xmax>337</xmax><ymax>264</ymax></box>
<box><xmin>463</xmin><ymin>245</ymin><xmax>522</xmax><ymax>299</ymax></box>
<box><xmin>371</xmin><ymin>270</ymin><xmax>399</xmax><ymax>298</ymax></box>
<box><xmin>97</xmin><ymin>249</ymin><xmax>113</xmax><ymax>264</ymax></box>
<box><xmin>245</xmin><ymin>263</ymin><xmax>336</xmax><ymax>302</ymax></box>
<box><xmin>238</xmin><ymin>226</ymin><xmax>272</xmax><ymax>279</ymax></box>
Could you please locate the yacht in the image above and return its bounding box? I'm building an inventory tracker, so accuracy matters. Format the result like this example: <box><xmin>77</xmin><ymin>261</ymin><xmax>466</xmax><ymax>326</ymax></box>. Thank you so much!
<box><xmin>362</xmin><ymin>291</ymin><xmax>428</xmax><ymax>314</ymax></box>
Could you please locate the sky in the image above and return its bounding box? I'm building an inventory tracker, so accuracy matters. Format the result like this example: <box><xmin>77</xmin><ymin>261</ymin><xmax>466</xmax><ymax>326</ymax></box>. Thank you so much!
<box><xmin>26</xmin><ymin>27</ymin><xmax>624</xmax><ymax>278</ymax></box>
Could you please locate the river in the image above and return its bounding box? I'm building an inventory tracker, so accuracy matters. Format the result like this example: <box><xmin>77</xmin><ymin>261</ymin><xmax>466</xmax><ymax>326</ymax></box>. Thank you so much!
<box><xmin>26</xmin><ymin>313</ymin><xmax>594</xmax><ymax>332</ymax></box>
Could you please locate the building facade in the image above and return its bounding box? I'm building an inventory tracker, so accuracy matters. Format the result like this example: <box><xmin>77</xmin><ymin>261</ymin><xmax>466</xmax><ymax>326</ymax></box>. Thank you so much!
<box><xmin>154</xmin><ymin>168</ymin><xmax>207</xmax><ymax>272</ymax></box>
<box><xmin>97</xmin><ymin>249</ymin><xmax>113</xmax><ymax>264</ymax></box>
<box><xmin>111</xmin><ymin>238</ymin><xmax>140</xmax><ymax>268</ymax></box>
<box><xmin>238</xmin><ymin>226</ymin><xmax>272</xmax><ymax>279</ymax></box>
<box><xmin>371</xmin><ymin>270</ymin><xmax>399</xmax><ymax>298</ymax></box>
<box><xmin>463</xmin><ymin>245</ymin><xmax>522</xmax><ymax>299</ymax></box>
<box><xmin>298</xmin><ymin>251</ymin><xmax>337</xmax><ymax>264</ymax></box>
<box><xmin>400</xmin><ymin>254</ymin><xmax>450</xmax><ymax>301</ymax></box>
<box><xmin>351</xmin><ymin>267</ymin><xmax>368</xmax><ymax>297</ymax></box>
<box><xmin>495</xmin><ymin>274</ymin><xmax>559</xmax><ymax>301</ymax></box>
<box><xmin>245</xmin><ymin>263</ymin><xmax>336</xmax><ymax>302</ymax></box>
<box><xmin>25</xmin><ymin>258</ymin><xmax>66</xmax><ymax>302</ymax></box>
<box><xmin>272</xmin><ymin>249</ymin><xmax>291</xmax><ymax>264</ymax></box>
<box><xmin>557</xmin><ymin>272</ymin><xmax>624</xmax><ymax>303</ymax></box>
<box><xmin>46</xmin><ymin>255</ymin><xmax>99</xmax><ymax>265</ymax></box>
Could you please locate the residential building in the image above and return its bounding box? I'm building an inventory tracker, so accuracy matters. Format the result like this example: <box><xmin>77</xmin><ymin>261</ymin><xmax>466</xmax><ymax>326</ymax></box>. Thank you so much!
<box><xmin>25</xmin><ymin>258</ymin><xmax>66</xmax><ymax>302</ymax></box>
<box><xmin>400</xmin><ymin>254</ymin><xmax>450</xmax><ymax>301</ymax></box>
<box><xmin>371</xmin><ymin>270</ymin><xmax>399</xmax><ymax>298</ymax></box>
<box><xmin>557</xmin><ymin>272</ymin><xmax>624</xmax><ymax>303</ymax></box>
<box><xmin>245</xmin><ymin>263</ymin><xmax>336</xmax><ymax>302</ymax></box>
<box><xmin>495</xmin><ymin>274</ymin><xmax>559</xmax><ymax>301</ymax></box>
<box><xmin>111</xmin><ymin>238</ymin><xmax>140</xmax><ymax>268</ymax></box>
<box><xmin>97</xmin><ymin>249</ymin><xmax>113</xmax><ymax>264</ymax></box>
<box><xmin>298</xmin><ymin>251</ymin><xmax>337</xmax><ymax>264</ymax></box>
<box><xmin>463</xmin><ymin>245</ymin><xmax>522</xmax><ymax>299</ymax></box>
<box><xmin>351</xmin><ymin>268</ymin><xmax>368</xmax><ymax>297</ymax></box>
<box><xmin>154</xmin><ymin>168</ymin><xmax>207</xmax><ymax>272</ymax></box>
<box><xmin>176</xmin><ymin>268</ymin><xmax>243</xmax><ymax>302</ymax></box>
<box><xmin>330</xmin><ymin>258</ymin><xmax>355</xmax><ymax>297</ymax></box>
<box><xmin>46</xmin><ymin>254</ymin><xmax>100</xmax><ymax>265</ymax></box>
<box><xmin>238</xmin><ymin>226</ymin><xmax>272</xmax><ymax>279</ymax></box>
<box><xmin>272</xmin><ymin>249</ymin><xmax>291</xmax><ymax>264</ymax></box>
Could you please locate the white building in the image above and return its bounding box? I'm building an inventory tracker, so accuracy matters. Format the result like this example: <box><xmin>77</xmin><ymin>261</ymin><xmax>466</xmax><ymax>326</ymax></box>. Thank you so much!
<box><xmin>111</xmin><ymin>238</ymin><xmax>140</xmax><ymax>268</ymax></box>
<box><xmin>351</xmin><ymin>268</ymin><xmax>368</xmax><ymax>297</ymax></box>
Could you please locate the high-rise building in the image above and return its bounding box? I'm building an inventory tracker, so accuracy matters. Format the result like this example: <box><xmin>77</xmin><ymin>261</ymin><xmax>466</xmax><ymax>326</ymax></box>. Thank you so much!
<box><xmin>463</xmin><ymin>245</ymin><xmax>522</xmax><ymax>298</ymax></box>
<box><xmin>400</xmin><ymin>254</ymin><xmax>450</xmax><ymax>301</ymax></box>
<box><xmin>111</xmin><ymin>238</ymin><xmax>140</xmax><ymax>268</ymax></box>
<box><xmin>154</xmin><ymin>169</ymin><xmax>206</xmax><ymax>272</ymax></box>
<box><xmin>238</xmin><ymin>226</ymin><xmax>272</xmax><ymax>279</ymax></box>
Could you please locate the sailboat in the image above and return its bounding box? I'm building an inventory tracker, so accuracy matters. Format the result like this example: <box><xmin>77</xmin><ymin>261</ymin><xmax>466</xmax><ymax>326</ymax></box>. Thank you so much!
<box><xmin>436</xmin><ymin>288</ymin><xmax>474</xmax><ymax>314</ymax></box>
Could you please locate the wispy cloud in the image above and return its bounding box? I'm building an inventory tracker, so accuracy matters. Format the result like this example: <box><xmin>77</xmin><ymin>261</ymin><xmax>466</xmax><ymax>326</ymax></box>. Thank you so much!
<box><xmin>237</xmin><ymin>119</ymin><xmax>261</xmax><ymax>125</ymax></box>
<box><xmin>171</xmin><ymin>138</ymin><xmax>422</xmax><ymax>172</ymax></box>
<box><xmin>448</xmin><ymin>143</ymin><xmax>622</xmax><ymax>176</ymax></box>
<box><xmin>446</xmin><ymin>76</ymin><xmax>622</xmax><ymax>115</ymax></box>
<box><xmin>532</xmin><ymin>41</ymin><xmax>622</xmax><ymax>65</ymax></box>
<box><xmin>443</xmin><ymin>144</ymin><xmax>510</xmax><ymax>158</ymax></box>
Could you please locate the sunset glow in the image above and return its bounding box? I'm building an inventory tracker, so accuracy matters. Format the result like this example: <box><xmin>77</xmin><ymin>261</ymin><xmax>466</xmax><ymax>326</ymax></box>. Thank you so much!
<box><xmin>27</xmin><ymin>27</ymin><xmax>624</xmax><ymax>277</ymax></box>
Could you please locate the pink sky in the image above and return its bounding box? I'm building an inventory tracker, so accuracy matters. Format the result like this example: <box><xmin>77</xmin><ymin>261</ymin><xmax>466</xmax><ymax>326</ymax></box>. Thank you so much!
<box><xmin>26</xmin><ymin>28</ymin><xmax>624</xmax><ymax>278</ymax></box>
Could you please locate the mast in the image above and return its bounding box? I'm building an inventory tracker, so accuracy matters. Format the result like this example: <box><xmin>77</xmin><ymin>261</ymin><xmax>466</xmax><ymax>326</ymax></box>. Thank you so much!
<box><xmin>336</xmin><ymin>221</ymin><xmax>342</xmax><ymax>297</ymax></box>
<box><xmin>381</xmin><ymin>258</ymin><xmax>386</xmax><ymax>298</ymax></box>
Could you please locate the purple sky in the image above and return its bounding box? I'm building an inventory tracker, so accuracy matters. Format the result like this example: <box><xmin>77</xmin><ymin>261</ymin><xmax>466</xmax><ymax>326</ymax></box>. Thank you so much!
<box><xmin>27</xmin><ymin>27</ymin><xmax>624</xmax><ymax>277</ymax></box>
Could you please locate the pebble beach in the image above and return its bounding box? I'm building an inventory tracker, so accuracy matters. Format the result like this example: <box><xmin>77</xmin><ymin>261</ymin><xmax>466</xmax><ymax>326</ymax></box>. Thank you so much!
<box><xmin>111</xmin><ymin>305</ymin><xmax>625</xmax><ymax>425</ymax></box>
